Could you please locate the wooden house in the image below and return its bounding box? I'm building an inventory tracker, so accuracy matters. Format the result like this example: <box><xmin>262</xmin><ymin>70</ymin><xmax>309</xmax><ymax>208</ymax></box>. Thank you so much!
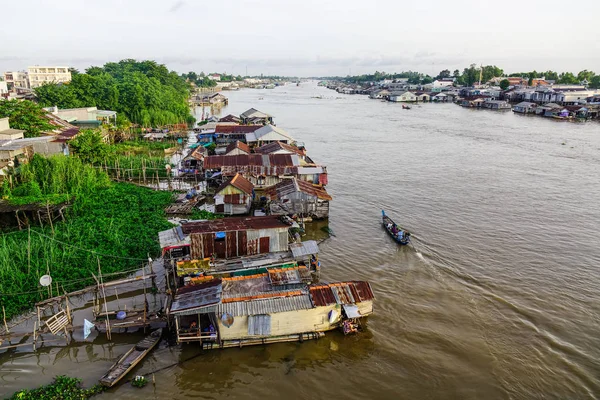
<box><xmin>168</xmin><ymin>276</ymin><xmax>374</xmax><ymax>347</ymax></box>
<box><xmin>240</xmin><ymin>108</ymin><xmax>273</xmax><ymax>125</ymax></box>
<box><xmin>214</xmin><ymin>173</ymin><xmax>254</xmax><ymax>215</ymax></box>
<box><xmin>264</xmin><ymin>178</ymin><xmax>332</xmax><ymax>219</ymax></box>
<box><xmin>224</xmin><ymin>141</ymin><xmax>250</xmax><ymax>156</ymax></box>
<box><xmin>388</xmin><ymin>91</ymin><xmax>417</xmax><ymax>102</ymax></box>
<box><xmin>512</xmin><ymin>101</ymin><xmax>537</xmax><ymax>114</ymax></box>
<box><xmin>214</xmin><ymin>125</ymin><xmax>261</xmax><ymax>145</ymax></box>
<box><xmin>181</xmin><ymin>215</ymin><xmax>292</xmax><ymax>259</ymax></box>
<box><xmin>218</xmin><ymin>114</ymin><xmax>242</xmax><ymax>123</ymax></box>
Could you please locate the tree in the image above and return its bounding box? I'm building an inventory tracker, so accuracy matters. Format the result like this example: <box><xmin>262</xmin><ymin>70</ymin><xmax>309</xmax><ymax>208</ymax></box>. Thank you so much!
<box><xmin>500</xmin><ymin>79</ymin><xmax>510</xmax><ymax>90</ymax></box>
<box><xmin>437</xmin><ymin>69</ymin><xmax>451</xmax><ymax>79</ymax></box>
<box><xmin>589</xmin><ymin>75</ymin><xmax>600</xmax><ymax>89</ymax></box>
<box><xmin>453</xmin><ymin>69</ymin><xmax>460</xmax><ymax>78</ymax></box>
<box><xmin>577</xmin><ymin>70</ymin><xmax>595</xmax><ymax>83</ymax></box>
<box><xmin>421</xmin><ymin>75</ymin><xmax>434</xmax><ymax>84</ymax></box>
<box><xmin>543</xmin><ymin>70</ymin><xmax>558</xmax><ymax>81</ymax></box>
<box><xmin>0</xmin><ymin>100</ymin><xmax>55</xmax><ymax>137</ymax></box>
<box><xmin>68</xmin><ymin>130</ymin><xmax>110</xmax><ymax>164</ymax></box>
<box><xmin>35</xmin><ymin>59</ymin><xmax>192</xmax><ymax>127</ymax></box>
<box><xmin>461</xmin><ymin>64</ymin><xmax>480</xmax><ymax>86</ymax></box>
<box><xmin>558</xmin><ymin>72</ymin><xmax>578</xmax><ymax>84</ymax></box>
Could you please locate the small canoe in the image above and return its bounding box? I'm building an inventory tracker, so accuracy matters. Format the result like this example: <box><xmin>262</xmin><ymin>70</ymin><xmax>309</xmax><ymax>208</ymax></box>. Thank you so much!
<box><xmin>382</xmin><ymin>210</ymin><xmax>411</xmax><ymax>245</ymax></box>
<box><xmin>402</xmin><ymin>104</ymin><xmax>411</xmax><ymax>110</ymax></box>
<box><xmin>99</xmin><ymin>328</ymin><xmax>162</xmax><ymax>387</ymax></box>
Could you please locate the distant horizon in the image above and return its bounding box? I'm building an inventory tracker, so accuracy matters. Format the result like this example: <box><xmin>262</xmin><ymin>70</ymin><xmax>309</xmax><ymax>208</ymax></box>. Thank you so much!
<box><xmin>2</xmin><ymin>58</ymin><xmax>599</xmax><ymax>81</ymax></box>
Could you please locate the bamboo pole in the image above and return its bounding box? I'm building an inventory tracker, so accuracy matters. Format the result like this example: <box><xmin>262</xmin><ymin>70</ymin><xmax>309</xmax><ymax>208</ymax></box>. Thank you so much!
<box><xmin>27</xmin><ymin>226</ymin><xmax>31</xmax><ymax>275</ymax></box>
<box><xmin>46</xmin><ymin>201</ymin><xmax>54</xmax><ymax>235</ymax></box>
<box><xmin>97</xmin><ymin>258</ymin><xmax>112</xmax><ymax>341</ymax></box>
<box><xmin>2</xmin><ymin>306</ymin><xmax>9</xmax><ymax>334</ymax></box>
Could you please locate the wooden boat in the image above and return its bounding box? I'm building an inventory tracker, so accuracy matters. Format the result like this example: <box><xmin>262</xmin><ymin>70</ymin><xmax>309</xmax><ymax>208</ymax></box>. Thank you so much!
<box><xmin>402</xmin><ymin>104</ymin><xmax>411</xmax><ymax>110</ymax></box>
<box><xmin>382</xmin><ymin>210</ymin><xmax>411</xmax><ymax>245</ymax></box>
<box><xmin>99</xmin><ymin>328</ymin><xmax>162</xmax><ymax>387</ymax></box>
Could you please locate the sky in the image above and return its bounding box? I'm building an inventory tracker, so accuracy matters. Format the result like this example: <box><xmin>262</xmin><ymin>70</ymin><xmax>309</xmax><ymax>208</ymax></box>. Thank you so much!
<box><xmin>1</xmin><ymin>0</ymin><xmax>599</xmax><ymax>77</ymax></box>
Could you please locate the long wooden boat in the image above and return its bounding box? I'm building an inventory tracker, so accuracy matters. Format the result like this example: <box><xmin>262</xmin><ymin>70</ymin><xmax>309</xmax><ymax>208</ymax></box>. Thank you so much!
<box><xmin>99</xmin><ymin>328</ymin><xmax>162</xmax><ymax>387</ymax></box>
<box><xmin>382</xmin><ymin>210</ymin><xmax>411</xmax><ymax>245</ymax></box>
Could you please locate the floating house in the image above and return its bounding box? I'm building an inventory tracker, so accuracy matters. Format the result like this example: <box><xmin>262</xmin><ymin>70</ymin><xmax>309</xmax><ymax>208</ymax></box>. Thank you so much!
<box><xmin>168</xmin><ymin>277</ymin><xmax>374</xmax><ymax>347</ymax></box>
<box><xmin>245</xmin><ymin>125</ymin><xmax>295</xmax><ymax>146</ymax></box>
<box><xmin>389</xmin><ymin>91</ymin><xmax>417</xmax><ymax>103</ymax></box>
<box><xmin>181</xmin><ymin>215</ymin><xmax>293</xmax><ymax>259</ymax></box>
<box><xmin>482</xmin><ymin>100</ymin><xmax>511</xmax><ymax>110</ymax></box>
<box><xmin>219</xmin><ymin>114</ymin><xmax>242</xmax><ymax>123</ymax></box>
<box><xmin>214</xmin><ymin>173</ymin><xmax>254</xmax><ymax>215</ymax></box>
<box><xmin>264</xmin><ymin>178</ymin><xmax>332</xmax><ymax>219</ymax></box>
<box><xmin>240</xmin><ymin>108</ymin><xmax>273</xmax><ymax>125</ymax></box>
<box><xmin>214</xmin><ymin>125</ymin><xmax>261</xmax><ymax>145</ymax></box>
<box><xmin>512</xmin><ymin>101</ymin><xmax>537</xmax><ymax>114</ymax></box>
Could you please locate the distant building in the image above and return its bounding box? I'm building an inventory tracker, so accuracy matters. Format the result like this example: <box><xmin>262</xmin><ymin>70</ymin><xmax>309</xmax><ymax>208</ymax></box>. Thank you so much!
<box><xmin>224</xmin><ymin>141</ymin><xmax>251</xmax><ymax>156</ymax></box>
<box><xmin>0</xmin><ymin>81</ymin><xmax>8</xmax><ymax>96</ymax></box>
<box><xmin>3</xmin><ymin>71</ymin><xmax>29</xmax><ymax>91</ymax></box>
<box><xmin>389</xmin><ymin>91</ymin><xmax>417</xmax><ymax>102</ymax></box>
<box><xmin>44</xmin><ymin>106</ymin><xmax>117</xmax><ymax>128</ymax></box>
<box><xmin>265</xmin><ymin>178</ymin><xmax>332</xmax><ymax>219</ymax></box>
<box><xmin>512</xmin><ymin>101</ymin><xmax>537</xmax><ymax>114</ymax></box>
<box><xmin>246</xmin><ymin>125</ymin><xmax>294</xmax><ymax>146</ymax></box>
<box><xmin>432</xmin><ymin>79</ymin><xmax>454</xmax><ymax>88</ymax></box>
<box><xmin>208</xmin><ymin>74</ymin><xmax>221</xmax><ymax>81</ymax></box>
<box><xmin>28</xmin><ymin>66</ymin><xmax>71</xmax><ymax>88</ymax></box>
<box><xmin>240</xmin><ymin>108</ymin><xmax>273</xmax><ymax>125</ymax></box>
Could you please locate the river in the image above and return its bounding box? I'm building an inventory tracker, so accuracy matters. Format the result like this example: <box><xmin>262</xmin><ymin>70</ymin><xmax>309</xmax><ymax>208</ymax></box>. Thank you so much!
<box><xmin>2</xmin><ymin>82</ymin><xmax>600</xmax><ymax>399</ymax></box>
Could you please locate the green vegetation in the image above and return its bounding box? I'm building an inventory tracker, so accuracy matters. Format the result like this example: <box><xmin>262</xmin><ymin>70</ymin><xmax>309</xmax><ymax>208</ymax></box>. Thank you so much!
<box><xmin>7</xmin><ymin>375</ymin><xmax>105</xmax><ymax>400</ymax></box>
<box><xmin>190</xmin><ymin>209</ymin><xmax>223</xmax><ymax>220</ymax></box>
<box><xmin>0</xmin><ymin>99</ymin><xmax>55</xmax><ymax>138</ymax></box>
<box><xmin>0</xmin><ymin>155</ymin><xmax>173</xmax><ymax>319</ymax></box>
<box><xmin>340</xmin><ymin>65</ymin><xmax>600</xmax><ymax>88</ymax></box>
<box><xmin>500</xmin><ymin>79</ymin><xmax>510</xmax><ymax>90</ymax></box>
<box><xmin>67</xmin><ymin>130</ymin><xmax>176</xmax><ymax>179</ymax></box>
<box><xmin>34</xmin><ymin>59</ymin><xmax>195</xmax><ymax>127</ymax></box>
<box><xmin>131</xmin><ymin>376</ymin><xmax>148</xmax><ymax>388</ymax></box>
<box><xmin>181</xmin><ymin>71</ymin><xmax>243</xmax><ymax>87</ymax></box>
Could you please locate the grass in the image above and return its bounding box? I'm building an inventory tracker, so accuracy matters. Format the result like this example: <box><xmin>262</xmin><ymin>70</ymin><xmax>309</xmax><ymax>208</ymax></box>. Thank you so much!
<box><xmin>0</xmin><ymin>155</ymin><xmax>173</xmax><ymax>320</ymax></box>
<box><xmin>7</xmin><ymin>375</ymin><xmax>104</xmax><ymax>400</ymax></box>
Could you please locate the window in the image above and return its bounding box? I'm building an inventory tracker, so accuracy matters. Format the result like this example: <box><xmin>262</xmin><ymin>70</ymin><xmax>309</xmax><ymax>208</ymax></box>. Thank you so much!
<box><xmin>247</xmin><ymin>314</ymin><xmax>271</xmax><ymax>336</ymax></box>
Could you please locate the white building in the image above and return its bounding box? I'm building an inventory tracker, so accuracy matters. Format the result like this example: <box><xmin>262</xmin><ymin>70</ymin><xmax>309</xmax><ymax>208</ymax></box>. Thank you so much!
<box><xmin>3</xmin><ymin>71</ymin><xmax>30</xmax><ymax>90</ymax></box>
<box><xmin>0</xmin><ymin>81</ymin><xmax>7</xmax><ymax>95</ymax></box>
<box><xmin>432</xmin><ymin>79</ymin><xmax>454</xmax><ymax>88</ymax></box>
<box><xmin>208</xmin><ymin>74</ymin><xmax>221</xmax><ymax>81</ymax></box>
<box><xmin>28</xmin><ymin>66</ymin><xmax>71</xmax><ymax>88</ymax></box>
<box><xmin>389</xmin><ymin>91</ymin><xmax>417</xmax><ymax>102</ymax></box>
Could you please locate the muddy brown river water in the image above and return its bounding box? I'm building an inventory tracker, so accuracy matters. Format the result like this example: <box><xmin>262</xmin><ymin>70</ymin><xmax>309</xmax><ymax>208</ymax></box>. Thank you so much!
<box><xmin>1</xmin><ymin>82</ymin><xmax>600</xmax><ymax>399</ymax></box>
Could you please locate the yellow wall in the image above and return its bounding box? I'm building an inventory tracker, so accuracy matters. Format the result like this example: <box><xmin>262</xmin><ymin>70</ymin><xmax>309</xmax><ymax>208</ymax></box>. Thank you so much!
<box><xmin>216</xmin><ymin>301</ymin><xmax>374</xmax><ymax>340</ymax></box>
<box><xmin>218</xmin><ymin>304</ymin><xmax>339</xmax><ymax>340</ymax></box>
<box><xmin>218</xmin><ymin>185</ymin><xmax>244</xmax><ymax>195</ymax></box>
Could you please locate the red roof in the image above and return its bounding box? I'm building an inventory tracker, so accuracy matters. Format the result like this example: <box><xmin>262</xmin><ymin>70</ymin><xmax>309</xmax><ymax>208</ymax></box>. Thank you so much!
<box><xmin>215</xmin><ymin>125</ymin><xmax>262</xmax><ymax>134</ymax></box>
<box><xmin>215</xmin><ymin>173</ymin><xmax>254</xmax><ymax>195</ymax></box>
<box><xmin>203</xmin><ymin>154</ymin><xmax>299</xmax><ymax>172</ymax></box>
<box><xmin>181</xmin><ymin>215</ymin><xmax>290</xmax><ymax>234</ymax></box>
<box><xmin>218</xmin><ymin>114</ymin><xmax>241</xmax><ymax>123</ymax></box>
<box><xmin>309</xmin><ymin>281</ymin><xmax>374</xmax><ymax>306</ymax></box>
<box><xmin>225</xmin><ymin>141</ymin><xmax>250</xmax><ymax>155</ymax></box>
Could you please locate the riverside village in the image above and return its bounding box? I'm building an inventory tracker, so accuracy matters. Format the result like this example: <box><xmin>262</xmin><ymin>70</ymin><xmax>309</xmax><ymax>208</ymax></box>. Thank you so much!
<box><xmin>0</xmin><ymin>58</ymin><xmax>598</xmax><ymax>398</ymax></box>
<box><xmin>0</xmin><ymin>62</ymin><xmax>375</xmax><ymax>395</ymax></box>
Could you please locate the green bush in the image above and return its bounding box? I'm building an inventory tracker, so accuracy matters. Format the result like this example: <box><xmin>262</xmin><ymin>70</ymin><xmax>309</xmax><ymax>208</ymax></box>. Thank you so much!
<box><xmin>7</xmin><ymin>375</ymin><xmax>105</xmax><ymax>400</ymax></box>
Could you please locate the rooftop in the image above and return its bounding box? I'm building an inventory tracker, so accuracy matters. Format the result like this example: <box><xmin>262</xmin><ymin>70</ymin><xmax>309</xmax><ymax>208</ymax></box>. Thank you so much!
<box><xmin>215</xmin><ymin>125</ymin><xmax>262</xmax><ymax>134</ymax></box>
<box><xmin>254</xmin><ymin>141</ymin><xmax>303</xmax><ymax>156</ymax></box>
<box><xmin>215</xmin><ymin>173</ymin><xmax>254</xmax><ymax>195</ymax></box>
<box><xmin>225</xmin><ymin>140</ymin><xmax>250</xmax><ymax>155</ymax></box>
<box><xmin>240</xmin><ymin>108</ymin><xmax>271</xmax><ymax>119</ymax></box>
<box><xmin>203</xmin><ymin>153</ymin><xmax>300</xmax><ymax>170</ymax></box>
<box><xmin>181</xmin><ymin>215</ymin><xmax>290</xmax><ymax>235</ymax></box>
<box><xmin>246</xmin><ymin>124</ymin><xmax>294</xmax><ymax>142</ymax></box>
<box><xmin>264</xmin><ymin>178</ymin><xmax>332</xmax><ymax>201</ymax></box>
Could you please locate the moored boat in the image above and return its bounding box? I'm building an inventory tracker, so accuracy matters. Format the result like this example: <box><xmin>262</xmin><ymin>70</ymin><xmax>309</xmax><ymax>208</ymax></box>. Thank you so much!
<box><xmin>382</xmin><ymin>210</ymin><xmax>411</xmax><ymax>245</ymax></box>
<box><xmin>402</xmin><ymin>104</ymin><xmax>411</xmax><ymax>110</ymax></box>
<box><xmin>99</xmin><ymin>328</ymin><xmax>163</xmax><ymax>387</ymax></box>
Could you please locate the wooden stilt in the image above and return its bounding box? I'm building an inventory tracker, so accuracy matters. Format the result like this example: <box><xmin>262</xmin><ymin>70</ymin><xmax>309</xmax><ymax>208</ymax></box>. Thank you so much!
<box><xmin>2</xmin><ymin>305</ymin><xmax>9</xmax><ymax>333</ymax></box>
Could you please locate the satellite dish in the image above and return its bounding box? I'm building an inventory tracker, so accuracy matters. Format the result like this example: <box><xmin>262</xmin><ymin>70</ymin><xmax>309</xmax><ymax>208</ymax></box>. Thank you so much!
<box><xmin>39</xmin><ymin>275</ymin><xmax>53</xmax><ymax>287</ymax></box>
<box><xmin>221</xmin><ymin>312</ymin><xmax>234</xmax><ymax>328</ymax></box>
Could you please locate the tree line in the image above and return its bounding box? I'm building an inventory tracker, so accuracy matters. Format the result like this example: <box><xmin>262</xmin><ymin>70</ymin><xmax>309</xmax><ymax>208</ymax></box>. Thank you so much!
<box><xmin>341</xmin><ymin>65</ymin><xmax>600</xmax><ymax>88</ymax></box>
<box><xmin>34</xmin><ymin>59</ymin><xmax>195</xmax><ymax>128</ymax></box>
<box><xmin>181</xmin><ymin>71</ymin><xmax>244</xmax><ymax>88</ymax></box>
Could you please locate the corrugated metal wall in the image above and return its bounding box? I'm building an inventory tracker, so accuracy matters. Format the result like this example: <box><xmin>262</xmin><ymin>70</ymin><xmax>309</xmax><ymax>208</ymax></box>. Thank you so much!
<box><xmin>190</xmin><ymin>227</ymin><xmax>288</xmax><ymax>259</ymax></box>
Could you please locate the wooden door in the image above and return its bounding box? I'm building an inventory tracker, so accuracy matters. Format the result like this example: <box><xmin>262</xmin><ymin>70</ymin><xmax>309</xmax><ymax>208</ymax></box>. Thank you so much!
<box><xmin>259</xmin><ymin>236</ymin><xmax>270</xmax><ymax>254</ymax></box>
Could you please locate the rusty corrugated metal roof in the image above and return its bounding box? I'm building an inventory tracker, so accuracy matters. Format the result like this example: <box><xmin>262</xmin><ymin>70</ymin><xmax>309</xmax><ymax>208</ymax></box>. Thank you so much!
<box><xmin>309</xmin><ymin>281</ymin><xmax>374</xmax><ymax>306</ymax></box>
<box><xmin>264</xmin><ymin>178</ymin><xmax>332</xmax><ymax>201</ymax></box>
<box><xmin>225</xmin><ymin>140</ymin><xmax>250</xmax><ymax>155</ymax></box>
<box><xmin>215</xmin><ymin>125</ymin><xmax>261</xmax><ymax>134</ymax></box>
<box><xmin>215</xmin><ymin>173</ymin><xmax>254</xmax><ymax>195</ymax></box>
<box><xmin>255</xmin><ymin>141</ymin><xmax>304</xmax><ymax>156</ymax></box>
<box><xmin>170</xmin><ymin>279</ymin><xmax>222</xmax><ymax>314</ymax></box>
<box><xmin>268</xmin><ymin>265</ymin><xmax>312</xmax><ymax>285</ymax></box>
<box><xmin>181</xmin><ymin>215</ymin><xmax>290</xmax><ymax>234</ymax></box>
